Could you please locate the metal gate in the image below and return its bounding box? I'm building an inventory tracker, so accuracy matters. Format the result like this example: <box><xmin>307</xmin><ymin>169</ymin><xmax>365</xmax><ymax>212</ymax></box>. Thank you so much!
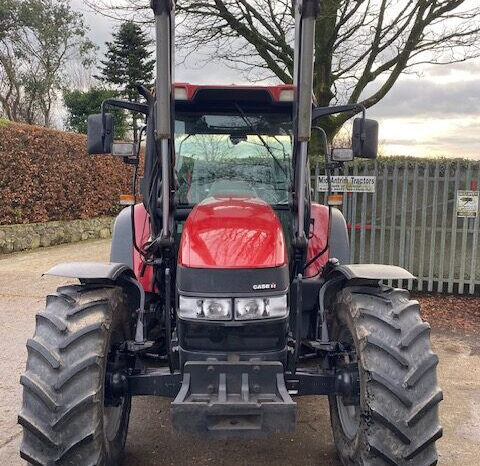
<box><xmin>312</xmin><ymin>160</ymin><xmax>480</xmax><ymax>295</ymax></box>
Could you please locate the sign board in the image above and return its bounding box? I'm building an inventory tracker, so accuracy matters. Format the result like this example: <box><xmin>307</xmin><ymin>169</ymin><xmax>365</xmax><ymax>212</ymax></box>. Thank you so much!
<box><xmin>456</xmin><ymin>190</ymin><xmax>479</xmax><ymax>218</ymax></box>
<box><xmin>317</xmin><ymin>176</ymin><xmax>376</xmax><ymax>193</ymax></box>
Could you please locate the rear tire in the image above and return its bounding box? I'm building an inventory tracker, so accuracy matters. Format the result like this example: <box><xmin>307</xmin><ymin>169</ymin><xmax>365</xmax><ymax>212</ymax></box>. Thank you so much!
<box><xmin>328</xmin><ymin>285</ymin><xmax>442</xmax><ymax>466</ymax></box>
<box><xmin>19</xmin><ymin>285</ymin><xmax>133</xmax><ymax>466</ymax></box>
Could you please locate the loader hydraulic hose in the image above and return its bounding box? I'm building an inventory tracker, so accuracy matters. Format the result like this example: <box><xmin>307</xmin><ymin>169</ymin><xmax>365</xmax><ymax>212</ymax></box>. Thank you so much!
<box><xmin>304</xmin><ymin>127</ymin><xmax>333</xmax><ymax>275</ymax></box>
<box><xmin>165</xmin><ymin>267</ymin><xmax>173</xmax><ymax>373</ymax></box>
<box><xmin>293</xmin><ymin>273</ymin><xmax>303</xmax><ymax>374</ymax></box>
<box><xmin>131</xmin><ymin>126</ymin><xmax>148</xmax><ymax>259</ymax></box>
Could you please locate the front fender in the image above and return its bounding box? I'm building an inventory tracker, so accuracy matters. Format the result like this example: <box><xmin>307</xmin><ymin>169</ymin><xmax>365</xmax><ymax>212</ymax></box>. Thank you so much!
<box><xmin>317</xmin><ymin>264</ymin><xmax>415</xmax><ymax>341</ymax></box>
<box><xmin>44</xmin><ymin>262</ymin><xmax>144</xmax><ymax>312</ymax></box>
<box><xmin>45</xmin><ymin>262</ymin><xmax>135</xmax><ymax>281</ymax></box>
<box><xmin>331</xmin><ymin>264</ymin><xmax>415</xmax><ymax>281</ymax></box>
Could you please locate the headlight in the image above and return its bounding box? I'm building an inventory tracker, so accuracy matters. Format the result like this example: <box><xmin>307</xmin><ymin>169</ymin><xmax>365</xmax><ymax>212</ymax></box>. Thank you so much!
<box><xmin>235</xmin><ymin>295</ymin><xmax>288</xmax><ymax>320</ymax></box>
<box><xmin>178</xmin><ymin>296</ymin><xmax>232</xmax><ymax>321</ymax></box>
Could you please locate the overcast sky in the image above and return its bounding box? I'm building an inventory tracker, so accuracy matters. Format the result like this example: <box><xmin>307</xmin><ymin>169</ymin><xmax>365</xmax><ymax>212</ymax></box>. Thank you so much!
<box><xmin>73</xmin><ymin>1</ymin><xmax>480</xmax><ymax>160</ymax></box>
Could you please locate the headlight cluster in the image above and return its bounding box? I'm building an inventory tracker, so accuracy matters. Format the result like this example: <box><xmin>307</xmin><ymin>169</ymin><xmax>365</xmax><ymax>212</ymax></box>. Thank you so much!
<box><xmin>179</xmin><ymin>297</ymin><xmax>232</xmax><ymax>320</ymax></box>
<box><xmin>235</xmin><ymin>295</ymin><xmax>288</xmax><ymax>320</ymax></box>
<box><xmin>178</xmin><ymin>295</ymin><xmax>288</xmax><ymax>321</ymax></box>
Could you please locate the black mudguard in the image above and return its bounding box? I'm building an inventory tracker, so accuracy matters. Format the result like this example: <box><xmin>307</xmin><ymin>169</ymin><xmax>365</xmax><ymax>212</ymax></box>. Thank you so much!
<box><xmin>44</xmin><ymin>261</ymin><xmax>144</xmax><ymax>311</ymax></box>
<box><xmin>331</xmin><ymin>263</ymin><xmax>415</xmax><ymax>281</ymax></box>
<box><xmin>317</xmin><ymin>264</ymin><xmax>415</xmax><ymax>341</ymax></box>
<box><xmin>45</xmin><ymin>261</ymin><xmax>135</xmax><ymax>281</ymax></box>
<box><xmin>329</xmin><ymin>207</ymin><xmax>350</xmax><ymax>265</ymax></box>
<box><xmin>110</xmin><ymin>207</ymin><xmax>134</xmax><ymax>269</ymax></box>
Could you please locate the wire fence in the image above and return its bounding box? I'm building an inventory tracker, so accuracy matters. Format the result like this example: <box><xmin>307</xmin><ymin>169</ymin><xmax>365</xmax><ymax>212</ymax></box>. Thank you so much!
<box><xmin>312</xmin><ymin>160</ymin><xmax>480</xmax><ymax>295</ymax></box>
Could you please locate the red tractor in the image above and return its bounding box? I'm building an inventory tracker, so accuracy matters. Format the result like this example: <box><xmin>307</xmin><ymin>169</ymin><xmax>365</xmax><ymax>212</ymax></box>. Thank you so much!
<box><xmin>19</xmin><ymin>1</ymin><xmax>442</xmax><ymax>465</ymax></box>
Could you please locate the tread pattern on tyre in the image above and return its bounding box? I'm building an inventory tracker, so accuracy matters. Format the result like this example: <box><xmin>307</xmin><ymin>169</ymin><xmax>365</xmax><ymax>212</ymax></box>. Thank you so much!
<box><xmin>19</xmin><ymin>285</ymin><xmax>128</xmax><ymax>466</ymax></box>
<box><xmin>329</xmin><ymin>285</ymin><xmax>443</xmax><ymax>466</ymax></box>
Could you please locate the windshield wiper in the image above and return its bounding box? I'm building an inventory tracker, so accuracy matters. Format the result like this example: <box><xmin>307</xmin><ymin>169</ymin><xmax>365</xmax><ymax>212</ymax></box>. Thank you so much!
<box><xmin>177</xmin><ymin>134</ymin><xmax>193</xmax><ymax>159</ymax></box>
<box><xmin>234</xmin><ymin>103</ymin><xmax>287</xmax><ymax>177</ymax></box>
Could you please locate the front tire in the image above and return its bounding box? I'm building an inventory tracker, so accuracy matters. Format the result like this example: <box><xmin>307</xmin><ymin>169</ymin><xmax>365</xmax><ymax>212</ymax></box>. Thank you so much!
<box><xmin>19</xmin><ymin>285</ymin><xmax>133</xmax><ymax>466</ymax></box>
<box><xmin>328</xmin><ymin>285</ymin><xmax>442</xmax><ymax>466</ymax></box>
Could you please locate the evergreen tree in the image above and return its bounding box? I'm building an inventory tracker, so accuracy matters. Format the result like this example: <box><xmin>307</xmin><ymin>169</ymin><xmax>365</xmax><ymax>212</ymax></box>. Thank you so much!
<box><xmin>98</xmin><ymin>21</ymin><xmax>154</xmax><ymax>140</ymax></box>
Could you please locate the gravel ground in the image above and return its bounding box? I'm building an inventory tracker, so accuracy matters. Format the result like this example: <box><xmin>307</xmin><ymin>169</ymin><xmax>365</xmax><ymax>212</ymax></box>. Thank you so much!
<box><xmin>416</xmin><ymin>292</ymin><xmax>480</xmax><ymax>334</ymax></box>
<box><xmin>0</xmin><ymin>239</ymin><xmax>479</xmax><ymax>465</ymax></box>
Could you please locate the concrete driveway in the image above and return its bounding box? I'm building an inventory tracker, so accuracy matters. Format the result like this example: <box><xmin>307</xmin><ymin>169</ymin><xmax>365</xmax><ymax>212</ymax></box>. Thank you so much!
<box><xmin>0</xmin><ymin>239</ymin><xmax>479</xmax><ymax>465</ymax></box>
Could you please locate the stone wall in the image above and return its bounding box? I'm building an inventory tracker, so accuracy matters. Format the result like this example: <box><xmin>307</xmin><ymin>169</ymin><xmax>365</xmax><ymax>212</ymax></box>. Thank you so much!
<box><xmin>0</xmin><ymin>217</ymin><xmax>115</xmax><ymax>254</ymax></box>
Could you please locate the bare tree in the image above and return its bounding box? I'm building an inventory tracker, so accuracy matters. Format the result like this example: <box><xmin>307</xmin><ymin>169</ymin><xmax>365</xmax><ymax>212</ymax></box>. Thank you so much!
<box><xmin>0</xmin><ymin>18</ymin><xmax>43</xmax><ymax>124</ymax></box>
<box><xmin>67</xmin><ymin>60</ymin><xmax>97</xmax><ymax>91</ymax></box>
<box><xmin>87</xmin><ymin>0</ymin><xmax>480</xmax><ymax>138</ymax></box>
<box><xmin>188</xmin><ymin>134</ymin><xmax>230</xmax><ymax>162</ymax></box>
<box><xmin>0</xmin><ymin>0</ymin><xmax>28</xmax><ymax>122</ymax></box>
<box><xmin>0</xmin><ymin>0</ymin><xmax>96</xmax><ymax>127</ymax></box>
<box><xmin>0</xmin><ymin>47</ymin><xmax>21</xmax><ymax>121</ymax></box>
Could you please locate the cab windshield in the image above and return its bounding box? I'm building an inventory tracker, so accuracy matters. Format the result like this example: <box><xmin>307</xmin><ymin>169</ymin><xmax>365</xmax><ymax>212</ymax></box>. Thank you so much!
<box><xmin>175</xmin><ymin>111</ymin><xmax>293</xmax><ymax>206</ymax></box>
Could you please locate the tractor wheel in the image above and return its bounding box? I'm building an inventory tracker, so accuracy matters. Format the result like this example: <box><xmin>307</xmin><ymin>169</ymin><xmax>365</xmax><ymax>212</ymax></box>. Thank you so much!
<box><xmin>327</xmin><ymin>285</ymin><xmax>442</xmax><ymax>466</ymax></box>
<box><xmin>19</xmin><ymin>285</ymin><xmax>133</xmax><ymax>466</ymax></box>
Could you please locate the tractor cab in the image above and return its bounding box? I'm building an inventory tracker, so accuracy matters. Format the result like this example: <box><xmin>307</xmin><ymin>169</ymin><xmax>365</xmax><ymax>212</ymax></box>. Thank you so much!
<box><xmin>173</xmin><ymin>83</ymin><xmax>294</xmax><ymax>208</ymax></box>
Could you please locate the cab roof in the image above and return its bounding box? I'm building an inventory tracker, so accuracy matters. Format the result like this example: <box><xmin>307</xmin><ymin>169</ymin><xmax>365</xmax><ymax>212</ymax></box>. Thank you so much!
<box><xmin>173</xmin><ymin>83</ymin><xmax>295</xmax><ymax>103</ymax></box>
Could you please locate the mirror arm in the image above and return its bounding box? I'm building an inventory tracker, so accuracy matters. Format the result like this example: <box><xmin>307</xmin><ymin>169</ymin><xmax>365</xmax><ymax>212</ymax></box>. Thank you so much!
<box><xmin>137</xmin><ymin>125</ymin><xmax>147</xmax><ymax>157</ymax></box>
<box><xmin>100</xmin><ymin>102</ymin><xmax>107</xmax><ymax>140</ymax></box>
<box><xmin>312</xmin><ymin>126</ymin><xmax>329</xmax><ymax>158</ymax></box>
<box><xmin>312</xmin><ymin>103</ymin><xmax>365</xmax><ymax>121</ymax></box>
<box><xmin>359</xmin><ymin>106</ymin><xmax>367</xmax><ymax>144</ymax></box>
<box><xmin>313</xmin><ymin>126</ymin><xmax>336</xmax><ymax>197</ymax></box>
<box><xmin>99</xmin><ymin>98</ymin><xmax>150</xmax><ymax>148</ymax></box>
<box><xmin>101</xmin><ymin>99</ymin><xmax>149</xmax><ymax>116</ymax></box>
<box><xmin>137</xmin><ymin>84</ymin><xmax>155</xmax><ymax>104</ymax></box>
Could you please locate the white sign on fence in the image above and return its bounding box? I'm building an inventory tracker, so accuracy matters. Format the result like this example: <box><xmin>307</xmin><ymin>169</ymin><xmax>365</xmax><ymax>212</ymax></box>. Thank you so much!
<box><xmin>456</xmin><ymin>190</ymin><xmax>479</xmax><ymax>218</ymax></box>
<box><xmin>317</xmin><ymin>176</ymin><xmax>376</xmax><ymax>193</ymax></box>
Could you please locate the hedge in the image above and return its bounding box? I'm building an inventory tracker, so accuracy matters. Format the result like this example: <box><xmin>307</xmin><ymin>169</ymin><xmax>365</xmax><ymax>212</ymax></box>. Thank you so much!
<box><xmin>1</xmin><ymin>121</ymin><xmax>475</xmax><ymax>226</ymax></box>
<box><xmin>0</xmin><ymin>122</ymin><xmax>133</xmax><ymax>225</ymax></box>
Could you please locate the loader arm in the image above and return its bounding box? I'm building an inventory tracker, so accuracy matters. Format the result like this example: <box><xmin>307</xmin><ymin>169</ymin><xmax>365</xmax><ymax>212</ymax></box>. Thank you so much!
<box><xmin>292</xmin><ymin>0</ymin><xmax>319</xmax><ymax>274</ymax></box>
<box><xmin>151</xmin><ymin>0</ymin><xmax>175</xmax><ymax>242</ymax></box>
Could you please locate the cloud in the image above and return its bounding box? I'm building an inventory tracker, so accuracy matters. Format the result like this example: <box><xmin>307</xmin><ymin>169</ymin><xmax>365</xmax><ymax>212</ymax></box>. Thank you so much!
<box><xmin>433</xmin><ymin>133</ymin><xmax>480</xmax><ymax>149</ymax></box>
<box><xmin>369</xmin><ymin>78</ymin><xmax>480</xmax><ymax>119</ymax></box>
<box><xmin>424</xmin><ymin>60</ymin><xmax>480</xmax><ymax>77</ymax></box>
<box><xmin>71</xmin><ymin>1</ymin><xmax>123</xmax><ymax>52</ymax></box>
<box><xmin>71</xmin><ymin>2</ymin><xmax>242</xmax><ymax>84</ymax></box>
<box><xmin>380</xmin><ymin>116</ymin><xmax>480</xmax><ymax>158</ymax></box>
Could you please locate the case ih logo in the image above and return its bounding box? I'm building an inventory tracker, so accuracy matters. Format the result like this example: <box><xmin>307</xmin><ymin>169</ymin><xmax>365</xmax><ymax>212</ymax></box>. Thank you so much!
<box><xmin>252</xmin><ymin>283</ymin><xmax>277</xmax><ymax>290</ymax></box>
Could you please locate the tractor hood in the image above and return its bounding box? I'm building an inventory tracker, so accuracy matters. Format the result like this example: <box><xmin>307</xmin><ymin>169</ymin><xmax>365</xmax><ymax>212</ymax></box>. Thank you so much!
<box><xmin>179</xmin><ymin>196</ymin><xmax>287</xmax><ymax>269</ymax></box>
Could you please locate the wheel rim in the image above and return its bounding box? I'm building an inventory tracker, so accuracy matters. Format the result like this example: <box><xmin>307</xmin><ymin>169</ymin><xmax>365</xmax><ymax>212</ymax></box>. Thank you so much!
<box><xmin>104</xmin><ymin>398</ymin><xmax>126</xmax><ymax>442</ymax></box>
<box><xmin>336</xmin><ymin>327</ymin><xmax>360</xmax><ymax>441</ymax></box>
<box><xmin>104</xmin><ymin>339</ymin><xmax>128</xmax><ymax>443</ymax></box>
<box><xmin>336</xmin><ymin>395</ymin><xmax>360</xmax><ymax>440</ymax></box>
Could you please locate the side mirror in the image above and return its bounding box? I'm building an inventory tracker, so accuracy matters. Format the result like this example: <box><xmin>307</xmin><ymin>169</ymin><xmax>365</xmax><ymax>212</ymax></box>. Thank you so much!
<box><xmin>352</xmin><ymin>118</ymin><xmax>378</xmax><ymax>159</ymax></box>
<box><xmin>87</xmin><ymin>113</ymin><xmax>114</xmax><ymax>154</ymax></box>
